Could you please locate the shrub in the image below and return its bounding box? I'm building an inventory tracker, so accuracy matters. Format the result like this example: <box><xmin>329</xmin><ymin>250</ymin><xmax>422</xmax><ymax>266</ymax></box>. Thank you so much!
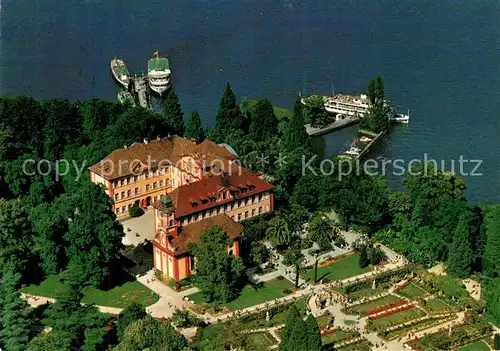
<box><xmin>276</xmin><ymin>276</ymin><xmax>285</xmax><ymax>281</ymax></box>
<box><xmin>282</xmin><ymin>288</ymin><xmax>292</xmax><ymax>295</ymax></box>
<box><xmin>129</xmin><ymin>204</ymin><xmax>144</xmax><ymax>218</ymax></box>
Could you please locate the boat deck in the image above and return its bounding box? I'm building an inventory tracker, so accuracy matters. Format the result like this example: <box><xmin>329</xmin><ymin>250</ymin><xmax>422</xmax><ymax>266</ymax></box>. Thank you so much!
<box><xmin>148</xmin><ymin>57</ymin><xmax>169</xmax><ymax>71</ymax></box>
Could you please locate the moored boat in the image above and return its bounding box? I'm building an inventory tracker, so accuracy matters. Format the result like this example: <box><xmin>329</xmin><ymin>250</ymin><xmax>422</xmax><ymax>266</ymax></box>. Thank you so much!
<box><xmin>117</xmin><ymin>91</ymin><xmax>135</xmax><ymax>107</ymax></box>
<box><xmin>148</xmin><ymin>50</ymin><xmax>171</xmax><ymax>95</ymax></box>
<box><xmin>110</xmin><ymin>58</ymin><xmax>130</xmax><ymax>89</ymax></box>
<box><xmin>360</xmin><ymin>136</ymin><xmax>372</xmax><ymax>142</ymax></box>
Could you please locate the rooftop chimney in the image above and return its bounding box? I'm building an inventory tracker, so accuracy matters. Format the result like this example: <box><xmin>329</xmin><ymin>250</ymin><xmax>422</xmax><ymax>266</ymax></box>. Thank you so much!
<box><xmin>144</xmin><ymin>138</ymin><xmax>149</xmax><ymax>144</ymax></box>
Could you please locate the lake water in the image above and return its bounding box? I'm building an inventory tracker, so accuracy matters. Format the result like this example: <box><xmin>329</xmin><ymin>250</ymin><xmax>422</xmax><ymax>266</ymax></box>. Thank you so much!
<box><xmin>1</xmin><ymin>0</ymin><xmax>499</xmax><ymax>203</ymax></box>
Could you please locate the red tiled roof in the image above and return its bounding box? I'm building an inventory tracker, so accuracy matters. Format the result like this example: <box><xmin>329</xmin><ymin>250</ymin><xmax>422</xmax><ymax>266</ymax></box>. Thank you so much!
<box><xmin>88</xmin><ymin>135</ymin><xmax>237</xmax><ymax>181</ymax></box>
<box><xmin>153</xmin><ymin>168</ymin><xmax>274</xmax><ymax>218</ymax></box>
<box><xmin>170</xmin><ymin>214</ymin><xmax>243</xmax><ymax>256</ymax></box>
<box><xmin>198</xmin><ymin>139</ymin><xmax>237</xmax><ymax>160</ymax></box>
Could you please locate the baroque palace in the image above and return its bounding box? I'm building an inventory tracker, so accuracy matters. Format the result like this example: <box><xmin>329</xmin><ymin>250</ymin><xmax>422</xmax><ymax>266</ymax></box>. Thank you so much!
<box><xmin>89</xmin><ymin>135</ymin><xmax>274</xmax><ymax>281</ymax></box>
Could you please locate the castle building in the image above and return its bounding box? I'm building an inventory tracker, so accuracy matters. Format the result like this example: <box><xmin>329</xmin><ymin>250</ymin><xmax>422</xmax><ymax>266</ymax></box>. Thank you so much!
<box><xmin>89</xmin><ymin>135</ymin><xmax>275</xmax><ymax>281</ymax></box>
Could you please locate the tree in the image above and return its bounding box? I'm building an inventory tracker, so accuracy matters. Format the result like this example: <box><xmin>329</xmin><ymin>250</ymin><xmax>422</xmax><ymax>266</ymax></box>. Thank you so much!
<box><xmin>280</xmin><ymin>305</ymin><xmax>306</xmax><ymax>351</ymax></box>
<box><xmin>28</xmin><ymin>331</ymin><xmax>73</xmax><ymax>351</ymax></box>
<box><xmin>447</xmin><ymin>211</ymin><xmax>474</xmax><ymax>278</ymax></box>
<box><xmin>388</xmin><ymin>191</ymin><xmax>412</xmax><ymax>217</ymax></box>
<box><xmin>308</xmin><ymin>213</ymin><xmax>335</xmax><ymax>247</ymax></box>
<box><xmin>161</xmin><ymin>88</ymin><xmax>184</xmax><ymax>136</ymax></box>
<box><xmin>266</xmin><ymin>215</ymin><xmax>293</xmax><ymax>247</ymax></box>
<box><xmin>190</xmin><ymin>226</ymin><xmax>245</xmax><ymax>304</ymax></box>
<box><xmin>304</xmin><ymin>315</ymin><xmax>322</xmax><ymax>351</ymax></box>
<box><xmin>482</xmin><ymin>205</ymin><xmax>500</xmax><ymax>277</ymax></box>
<box><xmin>64</xmin><ymin>180</ymin><xmax>124</xmax><ymax>287</ymax></box>
<box><xmin>0</xmin><ymin>198</ymin><xmax>33</xmax><ymax>273</ymax></box>
<box><xmin>249</xmin><ymin>99</ymin><xmax>278</xmax><ymax>141</ymax></box>
<box><xmin>43</xmin><ymin>278</ymin><xmax>108</xmax><ymax>350</ymax></box>
<box><xmin>117</xmin><ymin>302</ymin><xmax>147</xmax><ymax>340</ymax></box>
<box><xmin>29</xmin><ymin>195</ymin><xmax>72</xmax><ymax>275</ymax></box>
<box><xmin>114</xmin><ymin>315</ymin><xmax>187</xmax><ymax>351</ymax></box>
<box><xmin>283</xmin><ymin>96</ymin><xmax>310</xmax><ymax>151</ymax></box>
<box><xmin>0</xmin><ymin>269</ymin><xmax>32</xmax><ymax>351</ymax></box>
<box><xmin>214</xmin><ymin>82</ymin><xmax>247</xmax><ymax>138</ymax></box>
<box><xmin>304</xmin><ymin>95</ymin><xmax>333</xmax><ymax>128</ymax></box>
<box><xmin>185</xmin><ymin>110</ymin><xmax>204</xmax><ymax>142</ymax></box>
<box><xmin>359</xmin><ymin>245</ymin><xmax>370</xmax><ymax>268</ymax></box>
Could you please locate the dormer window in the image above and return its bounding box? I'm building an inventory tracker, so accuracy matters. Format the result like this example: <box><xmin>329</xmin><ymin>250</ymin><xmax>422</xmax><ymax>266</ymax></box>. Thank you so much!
<box><xmin>189</xmin><ymin>199</ymin><xmax>198</xmax><ymax>207</ymax></box>
<box><xmin>200</xmin><ymin>196</ymin><xmax>209</xmax><ymax>204</ymax></box>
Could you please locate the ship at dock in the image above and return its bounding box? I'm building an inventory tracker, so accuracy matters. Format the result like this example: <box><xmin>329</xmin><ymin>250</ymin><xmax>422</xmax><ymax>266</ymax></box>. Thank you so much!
<box><xmin>148</xmin><ymin>50</ymin><xmax>171</xmax><ymax>95</ymax></box>
<box><xmin>110</xmin><ymin>58</ymin><xmax>130</xmax><ymax>89</ymax></box>
<box><xmin>301</xmin><ymin>91</ymin><xmax>410</xmax><ymax>124</ymax></box>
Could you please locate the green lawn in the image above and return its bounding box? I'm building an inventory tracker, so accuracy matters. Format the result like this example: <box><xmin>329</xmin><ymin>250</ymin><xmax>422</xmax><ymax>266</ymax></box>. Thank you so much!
<box><xmin>345</xmin><ymin>295</ymin><xmax>401</xmax><ymax>315</ymax></box>
<box><xmin>188</xmin><ymin>278</ymin><xmax>294</xmax><ymax>310</ymax></box>
<box><xmin>247</xmin><ymin>332</ymin><xmax>276</xmax><ymax>349</ymax></box>
<box><xmin>303</xmin><ymin>254</ymin><xmax>372</xmax><ymax>282</ymax></box>
<box><xmin>21</xmin><ymin>275</ymin><xmax>158</xmax><ymax>308</ymax></box>
<box><xmin>399</xmin><ymin>283</ymin><xmax>428</xmax><ymax>299</ymax></box>
<box><xmin>321</xmin><ymin>329</ymin><xmax>359</xmax><ymax>346</ymax></box>
<box><xmin>459</xmin><ymin>340</ymin><xmax>490</xmax><ymax>351</ymax></box>
<box><xmin>424</xmin><ymin>298</ymin><xmax>453</xmax><ymax>313</ymax></box>
<box><xmin>369</xmin><ymin>309</ymin><xmax>425</xmax><ymax>330</ymax></box>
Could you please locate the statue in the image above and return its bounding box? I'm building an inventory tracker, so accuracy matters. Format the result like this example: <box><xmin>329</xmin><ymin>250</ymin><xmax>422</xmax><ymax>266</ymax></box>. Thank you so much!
<box><xmin>372</xmin><ymin>278</ymin><xmax>376</xmax><ymax>290</ymax></box>
<box><xmin>266</xmin><ymin>311</ymin><xmax>270</xmax><ymax>321</ymax></box>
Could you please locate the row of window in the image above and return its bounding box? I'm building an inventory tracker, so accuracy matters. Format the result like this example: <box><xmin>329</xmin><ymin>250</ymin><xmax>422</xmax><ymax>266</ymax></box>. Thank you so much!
<box><xmin>116</xmin><ymin>203</ymin><xmax>133</xmax><ymax>214</ymax></box>
<box><xmin>113</xmin><ymin>168</ymin><xmax>168</xmax><ymax>188</ymax></box>
<box><xmin>114</xmin><ymin>180</ymin><xmax>171</xmax><ymax>201</ymax></box>
<box><xmin>180</xmin><ymin>193</ymin><xmax>270</xmax><ymax>225</ymax></box>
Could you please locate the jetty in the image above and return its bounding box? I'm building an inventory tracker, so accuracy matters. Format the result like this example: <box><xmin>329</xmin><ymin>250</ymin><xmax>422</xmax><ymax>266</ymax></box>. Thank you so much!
<box><xmin>305</xmin><ymin>116</ymin><xmax>359</xmax><ymax>136</ymax></box>
<box><xmin>130</xmin><ymin>75</ymin><xmax>152</xmax><ymax>110</ymax></box>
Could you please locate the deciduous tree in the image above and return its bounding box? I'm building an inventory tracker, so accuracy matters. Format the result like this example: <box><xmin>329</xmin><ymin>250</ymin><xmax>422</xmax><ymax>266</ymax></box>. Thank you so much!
<box><xmin>117</xmin><ymin>302</ymin><xmax>147</xmax><ymax>340</ymax></box>
<box><xmin>190</xmin><ymin>226</ymin><xmax>245</xmax><ymax>304</ymax></box>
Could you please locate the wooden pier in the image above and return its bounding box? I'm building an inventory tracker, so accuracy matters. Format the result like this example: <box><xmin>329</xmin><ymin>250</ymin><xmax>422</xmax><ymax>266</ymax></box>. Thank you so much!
<box><xmin>130</xmin><ymin>75</ymin><xmax>152</xmax><ymax>110</ymax></box>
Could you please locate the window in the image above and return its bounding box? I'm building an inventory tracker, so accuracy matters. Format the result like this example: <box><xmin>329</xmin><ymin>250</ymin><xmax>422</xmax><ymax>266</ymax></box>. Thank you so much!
<box><xmin>265</xmin><ymin>205</ymin><xmax>269</xmax><ymax>212</ymax></box>
<box><xmin>237</xmin><ymin>213</ymin><xmax>241</xmax><ymax>221</ymax></box>
<box><xmin>116</xmin><ymin>207</ymin><xmax>120</xmax><ymax>214</ymax></box>
<box><xmin>123</xmin><ymin>178</ymin><xmax>128</xmax><ymax>186</ymax></box>
<box><xmin>245</xmin><ymin>211</ymin><xmax>249</xmax><ymax>218</ymax></box>
<box><xmin>115</xmin><ymin>194</ymin><xmax>119</xmax><ymax>200</ymax></box>
<box><xmin>252</xmin><ymin>209</ymin><xmax>255</xmax><ymax>216</ymax></box>
<box><xmin>113</xmin><ymin>181</ymin><xmax>118</xmax><ymax>188</ymax></box>
<box><xmin>121</xmin><ymin>191</ymin><xmax>125</xmax><ymax>198</ymax></box>
<box><xmin>146</xmin><ymin>184</ymin><xmax>150</xmax><ymax>191</ymax></box>
<box><xmin>256</xmin><ymin>194</ymin><xmax>260</xmax><ymax>202</ymax></box>
<box><xmin>159</xmin><ymin>180</ymin><xmax>163</xmax><ymax>187</ymax></box>
<box><xmin>121</xmin><ymin>206</ymin><xmax>126</xmax><ymax>212</ymax></box>
<box><xmin>153</xmin><ymin>182</ymin><xmax>157</xmax><ymax>189</ymax></box>
<box><xmin>128</xmin><ymin>204</ymin><xmax>132</xmax><ymax>209</ymax></box>
<box><xmin>127</xmin><ymin>190</ymin><xmax>131</xmax><ymax>197</ymax></box>
<box><xmin>149</xmin><ymin>171</ymin><xmax>153</xmax><ymax>178</ymax></box>
<box><xmin>259</xmin><ymin>206</ymin><xmax>263</xmax><ymax>214</ymax></box>
<box><xmin>225</xmin><ymin>204</ymin><xmax>230</xmax><ymax>212</ymax></box>
<box><xmin>135</xmin><ymin>187</ymin><xmax>139</xmax><ymax>195</ymax></box>
<box><xmin>216</xmin><ymin>206</ymin><xmax>220</xmax><ymax>214</ymax></box>
<box><xmin>169</xmin><ymin>220</ymin><xmax>173</xmax><ymax>227</ymax></box>
<box><xmin>222</xmin><ymin>192</ymin><xmax>226</xmax><ymax>200</ymax></box>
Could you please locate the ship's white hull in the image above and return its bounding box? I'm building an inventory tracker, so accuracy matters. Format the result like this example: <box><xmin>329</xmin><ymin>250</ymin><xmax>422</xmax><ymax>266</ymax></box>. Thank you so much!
<box><xmin>110</xmin><ymin>61</ymin><xmax>129</xmax><ymax>89</ymax></box>
<box><xmin>149</xmin><ymin>84</ymin><xmax>170</xmax><ymax>95</ymax></box>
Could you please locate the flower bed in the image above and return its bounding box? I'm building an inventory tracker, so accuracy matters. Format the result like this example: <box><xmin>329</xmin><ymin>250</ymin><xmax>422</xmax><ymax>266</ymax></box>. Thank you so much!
<box><xmin>367</xmin><ymin>299</ymin><xmax>409</xmax><ymax>315</ymax></box>
<box><xmin>393</xmin><ymin>280</ymin><xmax>411</xmax><ymax>292</ymax></box>
<box><xmin>368</xmin><ymin>304</ymin><xmax>413</xmax><ymax>320</ymax></box>
<box><xmin>320</xmin><ymin>328</ymin><xmax>336</xmax><ymax>337</ymax></box>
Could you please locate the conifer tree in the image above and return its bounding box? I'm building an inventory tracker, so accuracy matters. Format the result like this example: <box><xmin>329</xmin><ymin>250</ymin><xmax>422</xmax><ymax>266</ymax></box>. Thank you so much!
<box><xmin>161</xmin><ymin>88</ymin><xmax>184</xmax><ymax>136</ymax></box>
<box><xmin>304</xmin><ymin>315</ymin><xmax>322</xmax><ymax>351</ymax></box>
<box><xmin>214</xmin><ymin>82</ymin><xmax>246</xmax><ymax>138</ymax></box>
<box><xmin>359</xmin><ymin>245</ymin><xmax>370</xmax><ymax>268</ymax></box>
<box><xmin>0</xmin><ymin>269</ymin><xmax>32</xmax><ymax>351</ymax></box>
<box><xmin>280</xmin><ymin>305</ymin><xmax>301</xmax><ymax>350</ymax></box>
<box><xmin>447</xmin><ymin>212</ymin><xmax>474</xmax><ymax>278</ymax></box>
<box><xmin>483</xmin><ymin>205</ymin><xmax>500</xmax><ymax>277</ymax></box>
<box><xmin>249</xmin><ymin>99</ymin><xmax>278</xmax><ymax>141</ymax></box>
<box><xmin>185</xmin><ymin>110</ymin><xmax>204</xmax><ymax>143</ymax></box>
<box><xmin>283</xmin><ymin>96</ymin><xmax>310</xmax><ymax>151</ymax></box>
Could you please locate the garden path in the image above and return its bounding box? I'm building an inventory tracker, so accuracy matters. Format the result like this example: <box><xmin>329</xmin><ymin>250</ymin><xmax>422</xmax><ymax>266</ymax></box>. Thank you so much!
<box><xmin>22</xmin><ymin>293</ymin><xmax>123</xmax><ymax>315</ymax></box>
